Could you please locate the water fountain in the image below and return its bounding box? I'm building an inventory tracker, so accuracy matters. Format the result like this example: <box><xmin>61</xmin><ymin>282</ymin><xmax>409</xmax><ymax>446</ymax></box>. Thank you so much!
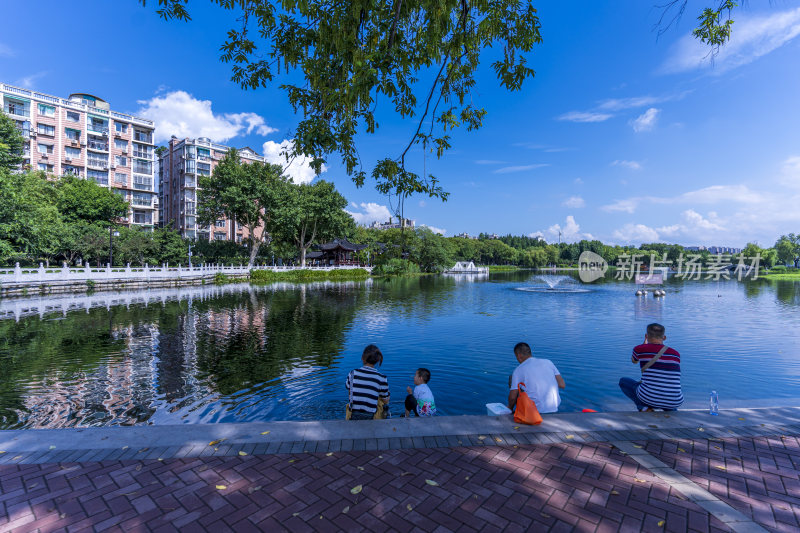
<box><xmin>515</xmin><ymin>275</ymin><xmax>591</xmax><ymax>293</ymax></box>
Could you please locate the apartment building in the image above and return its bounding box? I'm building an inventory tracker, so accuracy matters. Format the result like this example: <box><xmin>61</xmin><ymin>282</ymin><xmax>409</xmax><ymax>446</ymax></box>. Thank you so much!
<box><xmin>0</xmin><ymin>82</ymin><xmax>158</xmax><ymax>229</ymax></box>
<box><xmin>158</xmin><ymin>136</ymin><xmax>268</xmax><ymax>241</ymax></box>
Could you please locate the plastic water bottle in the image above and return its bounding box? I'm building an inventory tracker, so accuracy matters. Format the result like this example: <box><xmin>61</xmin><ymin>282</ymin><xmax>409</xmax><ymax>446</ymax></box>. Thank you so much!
<box><xmin>709</xmin><ymin>391</ymin><xmax>719</xmax><ymax>416</ymax></box>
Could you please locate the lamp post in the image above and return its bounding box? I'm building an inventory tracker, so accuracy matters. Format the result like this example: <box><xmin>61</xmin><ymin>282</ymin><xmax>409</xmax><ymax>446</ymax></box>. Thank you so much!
<box><xmin>109</xmin><ymin>225</ymin><xmax>113</xmax><ymax>266</ymax></box>
<box><xmin>188</xmin><ymin>244</ymin><xmax>193</xmax><ymax>268</ymax></box>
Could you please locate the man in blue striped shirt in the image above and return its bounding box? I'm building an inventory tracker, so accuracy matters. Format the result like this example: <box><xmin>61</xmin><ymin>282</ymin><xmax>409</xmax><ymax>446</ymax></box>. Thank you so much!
<box><xmin>346</xmin><ymin>344</ymin><xmax>390</xmax><ymax>420</ymax></box>
<box><xmin>619</xmin><ymin>323</ymin><xmax>683</xmax><ymax>411</ymax></box>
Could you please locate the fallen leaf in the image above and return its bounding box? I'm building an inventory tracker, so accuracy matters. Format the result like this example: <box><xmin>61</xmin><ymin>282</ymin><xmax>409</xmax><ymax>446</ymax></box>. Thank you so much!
<box><xmin>357</xmin><ymin>466</ymin><xmax>364</xmax><ymax>471</ymax></box>
<box><xmin>465</xmin><ymin>476</ymin><xmax>470</xmax><ymax>480</ymax></box>
<box><xmin>288</xmin><ymin>459</ymin><xmax>296</xmax><ymax>463</ymax></box>
<box><xmin>634</xmin><ymin>478</ymin><xmax>647</xmax><ymax>483</ymax></box>
<box><xmin>208</xmin><ymin>440</ymin><xmax>224</xmax><ymax>446</ymax></box>
<box><xmin>513</xmin><ymin>445</ymin><xmax>518</xmax><ymax>449</ymax></box>
<box><xmin>261</xmin><ymin>431</ymin><xmax>270</xmax><ymax>435</ymax></box>
<box><xmin>715</xmin><ymin>466</ymin><xmax>726</xmax><ymax>471</ymax></box>
<box><xmin>12</xmin><ymin>455</ymin><xmax>21</xmax><ymax>461</ymax></box>
<box><xmin>138</xmin><ymin>448</ymin><xmax>148</xmax><ymax>453</ymax></box>
<box><xmin>342</xmin><ymin>506</ymin><xmax>350</xmax><ymax>514</ymax></box>
<box><xmin>513</xmin><ymin>426</ymin><xmax>520</xmax><ymax>430</ymax></box>
<box><xmin>713</xmin><ymin>446</ymin><xmax>721</xmax><ymax>450</ymax></box>
<box><xmin>59</xmin><ymin>513</ymin><xmax>66</xmax><ymax>519</ymax></box>
<box><xmin>565</xmin><ymin>435</ymin><xmax>574</xmax><ymax>440</ymax></box>
<box><xmin>292</xmin><ymin>513</ymin><xmax>299</xmax><ymax>517</ymax></box>
<box><xmin>541</xmin><ymin>513</ymin><xmax>551</xmax><ymax>519</ymax></box>
<box><xmin>738</xmin><ymin>418</ymin><xmax>745</xmax><ymax>421</ymax></box>
<box><xmin>378</xmin><ymin>455</ymin><xmax>383</xmax><ymax>458</ymax></box>
<box><xmin>406</xmin><ymin>504</ymin><xmax>413</xmax><ymax>511</ymax></box>
<box><xmin>122</xmin><ymin>446</ymin><xmax>129</xmax><ymax>450</ymax></box>
<box><xmin>495</xmin><ymin>438</ymin><xmax>502</xmax><ymax>443</ymax></box>
<box><xmin>611</xmin><ymin>490</ymin><xmax>620</xmax><ymax>495</ymax></box>
<box><xmin>27</xmin><ymin>483</ymin><xmax>38</xmax><ymax>490</ymax></box>
<box><xmin>648</xmin><ymin>425</ymin><xmax>658</xmax><ymax>429</ymax></box>
<box><xmin>326</xmin><ymin>452</ymin><xmax>333</xmax><ymax>456</ymax></box>
<box><xmin>238</xmin><ymin>451</ymin><xmax>248</xmax><ymax>456</ymax></box>
<box><xmin>478</xmin><ymin>435</ymin><xmax>486</xmax><ymax>440</ymax></box>
<box><xmin>697</xmin><ymin>428</ymin><xmax>705</xmax><ymax>432</ymax></box>
<box><xmin>214</xmin><ymin>448</ymin><xmax>219</xmax><ymax>451</ymax></box>
<box><xmin>135</xmin><ymin>465</ymin><xmax>142</xmax><ymax>471</ymax></box>
<box><xmin>457</xmin><ymin>440</ymin><xmax>463</xmax><ymax>445</ymax></box>
<box><xmin>158</xmin><ymin>458</ymin><xmax>163</xmax><ymax>462</ymax></box>
<box><xmin>49</xmin><ymin>445</ymin><xmax>56</xmax><ymax>449</ymax></box>
<box><xmin>399</xmin><ymin>472</ymin><xmax>413</xmax><ymax>477</ymax></box>
<box><xmin>248</xmin><ymin>486</ymin><xmax>262</xmax><ymax>493</ymax></box>
<box><xmin>350</xmin><ymin>485</ymin><xmax>363</xmax><ymax>494</ymax></box>
<box><xmin>658</xmin><ymin>520</ymin><xmax>665</xmax><ymax>527</ymax></box>
<box><xmin>678</xmin><ymin>448</ymin><xmax>687</xmax><ymax>453</ymax></box>
<box><xmin>0</xmin><ymin>451</ymin><xmax>5</xmax><ymax>454</ymax></box>
<box><xmin>215</xmin><ymin>485</ymin><xmax>227</xmax><ymax>490</ymax></box>
<box><xmin>633</xmin><ymin>445</ymin><xmax>643</xmax><ymax>448</ymax></box>
<box><xmin>664</xmin><ymin>415</ymin><xmax>670</xmax><ymax>418</ymax></box>
<box><xmin>425</xmin><ymin>479</ymin><xmax>439</xmax><ymax>486</ymax></box>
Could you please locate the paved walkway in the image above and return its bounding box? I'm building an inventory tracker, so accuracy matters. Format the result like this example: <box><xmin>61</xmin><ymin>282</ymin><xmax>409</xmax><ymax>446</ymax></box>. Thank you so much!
<box><xmin>0</xmin><ymin>408</ymin><xmax>798</xmax><ymax>532</ymax></box>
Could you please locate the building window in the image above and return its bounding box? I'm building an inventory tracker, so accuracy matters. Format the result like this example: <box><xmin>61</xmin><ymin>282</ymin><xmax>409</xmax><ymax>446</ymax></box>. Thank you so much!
<box><xmin>115</xmin><ymin>173</ymin><xmax>127</xmax><ymax>185</ymax></box>
<box><xmin>132</xmin><ymin>143</ymin><xmax>152</xmax><ymax>159</ymax></box>
<box><xmin>37</xmin><ymin>163</ymin><xmax>54</xmax><ymax>172</ymax></box>
<box><xmin>113</xmin><ymin>188</ymin><xmax>128</xmax><ymax>201</ymax></box>
<box><xmin>215</xmin><ymin>220</ymin><xmax>225</xmax><ymax>228</ymax></box>
<box><xmin>37</xmin><ymin>143</ymin><xmax>53</xmax><ymax>154</ymax></box>
<box><xmin>133</xmin><ymin>160</ymin><xmax>152</xmax><ymax>174</ymax></box>
<box><xmin>133</xmin><ymin>210</ymin><xmax>152</xmax><ymax>225</ymax></box>
<box><xmin>214</xmin><ymin>232</ymin><xmax>226</xmax><ymax>241</ymax></box>
<box><xmin>87</xmin><ymin>169</ymin><xmax>108</xmax><ymax>186</ymax></box>
<box><xmin>185</xmin><ymin>160</ymin><xmax>196</xmax><ymax>174</ymax></box>
<box><xmin>4</xmin><ymin>98</ymin><xmax>29</xmax><ymax>117</ymax></box>
<box><xmin>65</xmin><ymin>146</ymin><xmax>81</xmax><ymax>159</ymax></box>
<box><xmin>197</xmin><ymin>162</ymin><xmax>211</xmax><ymax>176</ymax></box>
<box><xmin>133</xmin><ymin>174</ymin><xmax>152</xmax><ymax>190</ymax></box>
<box><xmin>66</xmin><ymin>111</ymin><xmax>80</xmax><ymax>122</ymax></box>
<box><xmin>114</xmin><ymin>139</ymin><xmax>128</xmax><ymax>151</ymax></box>
<box><xmin>38</xmin><ymin>104</ymin><xmax>55</xmax><ymax>117</ymax></box>
<box><xmin>133</xmin><ymin>129</ymin><xmax>152</xmax><ymax>143</ymax></box>
<box><xmin>89</xmin><ymin>117</ymin><xmax>108</xmax><ymax>133</ymax></box>
<box><xmin>115</xmin><ymin>155</ymin><xmax>127</xmax><ymax>167</ymax></box>
<box><xmin>114</xmin><ymin>122</ymin><xmax>128</xmax><ymax>133</ymax></box>
<box><xmin>132</xmin><ymin>192</ymin><xmax>151</xmax><ymax>206</ymax></box>
<box><xmin>62</xmin><ymin>165</ymin><xmax>82</xmax><ymax>177</ymax></box>
<box><xmin>37</xmin><ymin>123</ymin><xmax>55</xmax><ymax>136</ymax></box>
<box><xmin>65</xmin><ymin>128</ymin><xmax>81</xmax><ymax>141</ymax></box>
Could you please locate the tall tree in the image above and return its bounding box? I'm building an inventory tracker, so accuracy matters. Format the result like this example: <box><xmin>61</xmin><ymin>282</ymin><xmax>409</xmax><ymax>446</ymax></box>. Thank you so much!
<box><xmin>197</xmin><ymin>149</ymin><xmax>286</xmax><ymax>266</ymax></box>
<box><xmin>0</xmin><ymin>170</ymin><xmax>62</xmax><ymax>261</ymax></box>
<box><xmin>56</xmin><ymin>176</ymin><xmax>129</xmax><ymax>225</ymax></box>
<box><xmin>0</xmin><ymin>113</ymin><xmax>25</xmax><ymax>173</ymax></box>
<box><xmin>273</xmin><ymin>180</ymin><xmax>355</xmax><ymax>267</ymax></box>
<box><xmin>775</xmin><ymin>234</ymin><xmax>800</xmax><ymax>268</ymax></box>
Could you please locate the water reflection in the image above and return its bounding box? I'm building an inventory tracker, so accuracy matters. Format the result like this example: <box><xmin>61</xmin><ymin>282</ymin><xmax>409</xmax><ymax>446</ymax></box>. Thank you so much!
<box><xmin>0</xmin><ymin>273</ymin><xmax>799</xmax><ymax>428</ymax></box>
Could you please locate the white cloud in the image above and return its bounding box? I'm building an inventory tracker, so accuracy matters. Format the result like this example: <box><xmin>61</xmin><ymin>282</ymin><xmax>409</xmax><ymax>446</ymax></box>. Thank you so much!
<box><xmin>528</xmin><ymin>231</ymin><xmax>545</xmax><ymax>239</ymax></box>
<box><xmin>15</xmin><ymin>72</ymin><xmax>46</xmax><ymax>89</ymax></box>
<box><xmin>493</xmin><ymin>164</ymin><xmax>549</xmax><ymax>174</ymax></box>
<box><xmin>661</xmin><ymin>7</ymin><xmax>800</xmax><ymax>74</ymax></box>
<box><xmin>556</xmin><ymin>111</ymin><xmax>613</xmax><ymax>123</ymax></box>
<box><xmin>262</xmin><ymin>139</ymin><xmax>325</xmax><ymax>184</ymax></box>
<box><xmin>474</xmin><ymin>159</ymin><xmax>507</xmax><ymax>165</ymax></box>
<box><xmin>780</xmin><ymin>156</ymin><xmax>800</xmax><ymax>188</ymax></box>
<box><xmin>682</xmin><ymin>209</ymin><xmax>724</xmax><ymax>232</ymax></box>
<box><xmin>562</xmin><ymin>196</ymin><xmax>586</xmax><ymax>208</ymax></box>
<box><xmin>345</xmin><ymin>202</ymin><xmax>392</xmax><ymax>226</ymax></box>
<box><xmin>631</xmin><ymin>108</ymin><xmax>660</xmax><ymax>133</ymax></box>
<box><xmin>137</xmin><ymin>90</ymin><xmax>277</xmax><ymax>143</ymax></box>
<box><xmin>611</xmin><ymin>160</ymin><xmax>642</xmax><ymax>171</ymax></box>
<box><xmin>536</xmin><ymin>216</ymin><xmax>593</xmax><ymax>243</ymax></box>
<box><xmin>574</xmin><ymin>178</ymin><xmax>584</xmax><ymax>185</ymax></box>
<box><xmin>421</xmin><ymin>225</ymin><xmax>447</xmax><ymax>235</ymax></box>
<box><xmin>602</xmin><ymin>199</ymin><xmax>639</xmax><ymax>214</ymax></box>
<box><xmin>677</xmin><ymin>184</ymin><xmax>763</xmax><ymax>204</ymax></box>
<box><xmin>0</xmin><ymin>43</ymin><xmax>13</xmax><ymax>57</ymax></box>
<box><xmin>598</xmin><ymin>94</ymin><xmax>678</xmax><ymax>111</ymax></box>
<box><xmin>612</xmin><ymin>223</ymin><xmax>662</xmax><ymax>243</ymax></box>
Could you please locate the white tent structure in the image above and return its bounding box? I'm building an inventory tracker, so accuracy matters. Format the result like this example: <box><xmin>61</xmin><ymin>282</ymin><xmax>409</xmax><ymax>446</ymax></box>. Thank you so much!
<box><xmin>444</xmin><ymin>261</ymin><xmax>489</xmax><ymax>274</ymax></box>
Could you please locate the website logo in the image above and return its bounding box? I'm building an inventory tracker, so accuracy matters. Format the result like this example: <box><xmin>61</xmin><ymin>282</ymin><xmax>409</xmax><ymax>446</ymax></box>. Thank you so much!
<box><xmin>578</xmin><ymin>251</ymin><xmax>608</xmax><ymax>283</ymax></box>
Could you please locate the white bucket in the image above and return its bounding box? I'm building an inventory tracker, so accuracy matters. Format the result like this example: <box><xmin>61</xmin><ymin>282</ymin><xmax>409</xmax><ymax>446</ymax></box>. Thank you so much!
<box><xmin>486</xmin><ymin>403</ymin><xmax>512</xmax><ymax>416</ymax></box>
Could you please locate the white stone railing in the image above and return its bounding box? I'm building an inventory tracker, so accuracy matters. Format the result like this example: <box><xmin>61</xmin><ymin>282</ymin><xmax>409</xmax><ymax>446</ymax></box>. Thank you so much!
<box><xmin>0</xmin><ymin>262</ymin><xmax>372</xmax><ymax>285</ymax></box>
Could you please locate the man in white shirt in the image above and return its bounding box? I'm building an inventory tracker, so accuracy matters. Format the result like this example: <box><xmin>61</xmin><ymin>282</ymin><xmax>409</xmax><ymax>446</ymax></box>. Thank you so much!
<box><xmin>508</xmin><ymin>342</ymin><xmax>566</xmax><ymax>414</ymax></box>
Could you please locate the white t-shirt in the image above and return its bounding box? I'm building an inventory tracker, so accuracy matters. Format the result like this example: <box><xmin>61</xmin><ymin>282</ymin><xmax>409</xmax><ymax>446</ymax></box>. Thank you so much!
<box><xmin>412</xmin><ymin>383</ymin><xmax>437</xmax><ymax>416</ymax></box>
<box><xmin>510</xmin><ymin>357</ymin><xmax>562</xmax><ymax>414</ymax></box>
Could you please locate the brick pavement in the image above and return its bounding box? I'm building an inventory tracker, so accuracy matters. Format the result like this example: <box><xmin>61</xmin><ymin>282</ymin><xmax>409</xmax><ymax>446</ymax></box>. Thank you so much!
<box><xmin>642</xmin><ymin>435</ymin><xmax>800</xmax><ymax>533</ymax></box>
<box><xmin>0</xmin><ymin>439</ymin><xmax>740</xmax><ymax>533</ymax></box>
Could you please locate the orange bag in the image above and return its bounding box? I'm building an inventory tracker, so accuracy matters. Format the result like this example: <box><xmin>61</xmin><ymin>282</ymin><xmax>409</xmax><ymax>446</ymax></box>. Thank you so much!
<box><xmin>514</xmin><ymin>382</ymin><xmax>543</xmax><ymax>425</ymax></box>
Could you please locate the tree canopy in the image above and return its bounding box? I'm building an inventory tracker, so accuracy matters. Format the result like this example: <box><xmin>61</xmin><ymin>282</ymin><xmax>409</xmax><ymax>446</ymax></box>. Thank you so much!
<box><xmin>0</xmin><ymin>112</ymin><xmax>25</xmax><ymax>173</ymax></box>
<box><xmin>197</xmin><ymin>149</ymin><xmax>287</xmax><ymax>266</ymax></box>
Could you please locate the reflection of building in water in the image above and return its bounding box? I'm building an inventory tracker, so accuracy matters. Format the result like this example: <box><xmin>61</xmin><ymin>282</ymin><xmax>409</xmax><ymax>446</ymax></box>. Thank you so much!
<box><xmin>634</xmin><ymin>294</ymin><xmax>664</xmax><ymax>321</ymax></box>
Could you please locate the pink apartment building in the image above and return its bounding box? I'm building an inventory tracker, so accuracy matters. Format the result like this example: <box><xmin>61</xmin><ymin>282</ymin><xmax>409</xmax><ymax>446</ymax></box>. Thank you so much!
<box><xmin>1</xmin><ymin>82</ymin><xmax>158</xmax><ymax>229</ymax></box>
<box><xmin>158</xmin><ymin>136</ymin><xmax>268</xmax><ymax>242</ymax></box>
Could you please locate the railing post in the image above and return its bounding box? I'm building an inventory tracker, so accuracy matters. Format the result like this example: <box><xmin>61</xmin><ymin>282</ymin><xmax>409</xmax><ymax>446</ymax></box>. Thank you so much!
<box><xmin>38</xmin><ymin>262</ymin><xmax>45</xmax><ymax>281</ymax></box>
<box><xmin>14</xmin><ymin>262</ymin><xmax>21</xmax><ymax>282</ymax></box>
<box><xmin>62</xmin><ymin>261</ymin><xmax>70</xmax><ymax>280</ymax></box>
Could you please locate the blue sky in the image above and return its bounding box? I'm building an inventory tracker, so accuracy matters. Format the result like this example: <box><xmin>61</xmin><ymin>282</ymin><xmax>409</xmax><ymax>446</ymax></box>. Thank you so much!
<box><xmin>2</xmin><ymin>0</ymin><xmax>800</xmax><ymax>247</ymax></box>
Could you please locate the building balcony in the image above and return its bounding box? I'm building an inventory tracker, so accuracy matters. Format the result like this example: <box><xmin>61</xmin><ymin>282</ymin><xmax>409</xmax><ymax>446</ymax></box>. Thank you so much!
<box><xmin>88</xmin><ymin>127</ymin><xmax>109</xmax><ymax>136</ymax></box>
<box><xmin>87</xmin><ymin>160</ymin><xmax>109</xmax><ymax>170</ymax></box>
<box><xmin>87</xmin><ymin>141</ymin><xmax>109</xmax><ymax>152</ymax></box>
<box><xmin>133</xmin><ymin>132</ymin><xmax>153</xmax><ymax>144</ymax></box>
<box><xmin>3</xmin><ymin>104</ymin><xmax>29</xmax><ymax>118</ymax></box>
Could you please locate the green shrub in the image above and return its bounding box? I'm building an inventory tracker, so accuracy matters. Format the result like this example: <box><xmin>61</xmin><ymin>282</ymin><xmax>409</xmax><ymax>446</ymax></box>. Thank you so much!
<box><xmin>372</xmin><ymin>259</ymin><xmax>421</xmax><ymax>276</ymax></box>
<box><xmin>771</xmin><ymin>265</ymin><xmax>787</xmax><ymax>272</ymax></box>
<box><xmin>250</xmin><ymin>268</ymin><xmax>370</xmax><ymax>283</ymax></box>
<box><xmin>213</xmin><ymin>272</ymin><xmax>232</xmax><ymax>284</ymax></box>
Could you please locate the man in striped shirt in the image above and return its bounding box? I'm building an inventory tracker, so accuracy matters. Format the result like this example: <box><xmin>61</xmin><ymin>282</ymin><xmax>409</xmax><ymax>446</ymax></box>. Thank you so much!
<box><xmin>346</xmin><ymin>344</ymin><xmax>390</xmax><ymax>420</ymax></box>
<box><xmin>619</xmin><ymin>323</ymin><xmax>683</xmax><ymax>411</ymax></box>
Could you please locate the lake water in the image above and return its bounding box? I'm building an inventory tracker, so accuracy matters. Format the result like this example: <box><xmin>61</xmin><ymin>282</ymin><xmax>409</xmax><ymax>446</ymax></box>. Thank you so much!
<box><xmin>1</xmin><ymin>271</ymin><xmax>799</xmax><ymax>429</ymax></box>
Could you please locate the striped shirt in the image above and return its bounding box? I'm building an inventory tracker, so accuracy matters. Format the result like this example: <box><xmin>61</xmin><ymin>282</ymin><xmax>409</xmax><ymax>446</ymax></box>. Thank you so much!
<box><xmin>633</xmin><ymin>343</ymin><xmax>683</xmax><ymax>409</ymax></box>
<box><xmin>346</xmin><ymin>366</ymin><xmax>389</xmax><ymax>414</ymax></box>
